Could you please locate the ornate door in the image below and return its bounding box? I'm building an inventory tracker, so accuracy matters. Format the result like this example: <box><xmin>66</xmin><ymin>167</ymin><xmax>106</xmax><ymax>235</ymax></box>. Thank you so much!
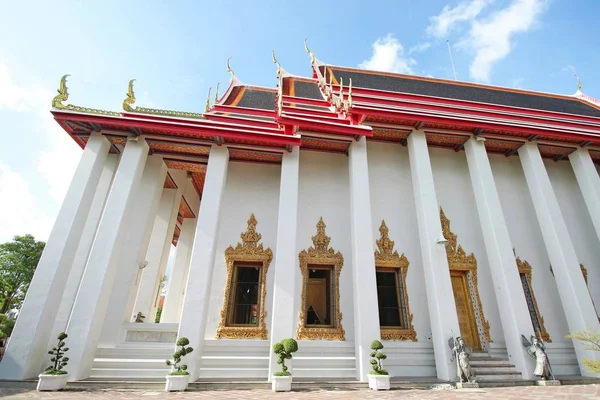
<box><xmin>450</xmin><ymin>270</ymin><xmax>481</xmax><ymax>351</ymax></box>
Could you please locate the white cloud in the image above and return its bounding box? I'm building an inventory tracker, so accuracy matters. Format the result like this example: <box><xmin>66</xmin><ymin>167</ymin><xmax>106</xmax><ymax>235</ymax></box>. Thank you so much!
<box><xmin>460</xmin><ymin>0</ymin><xmax>547</xmax><ymax>82</ymax></box>
<box><xmin>427</xmin><ymin>0</ymin><xmax>492</xmax><ymax>38</ymax></box>
<box><xmin>359</xmin><ymin>34</ymin><xmax>416</xmax><ymax>74</ymax></box>
<box><xmin>409</xmin><ymin>42</ymin><xmax>432</xmax><ymax>54</ymax></box>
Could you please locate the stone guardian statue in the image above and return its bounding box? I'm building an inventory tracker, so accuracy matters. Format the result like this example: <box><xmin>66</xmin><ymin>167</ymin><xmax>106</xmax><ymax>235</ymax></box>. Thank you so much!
<box><xmin>521</xmin><ymin>334</ymin><xmax>554</xmax><ymax>381</ymax></box>
<box><xmin>449</xmin><ymin>336</ymin><xmax>476</xmax><ymax>384</ymax></box>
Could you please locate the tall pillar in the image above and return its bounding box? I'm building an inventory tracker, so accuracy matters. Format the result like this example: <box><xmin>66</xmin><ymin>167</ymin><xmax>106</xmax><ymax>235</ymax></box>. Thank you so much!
<box><xmin>519</xmin><ymin>142</ymin><xmax>600</xmax><ymax>376</ymax></box>
<box><xmin>51</xmin><ymin>155</ymin><xmax>119</xmax><ymax>337</ymax></box>
<box><xmin>464</xmin><ymin>136</ymin><xmax>534</xmax><ymax>378</ymax></box>
<box><xmin>268</xmin><ymin>147</ymin><xmax>300</xmax><ymax>378</ymax></box>
<box><xmin>161</xmin><ymin>217</ymin><xmax>197</xmax><ymax>323</ymax></box>
<box><xmin>569</xmin><ymin>148</ymin><xmax>600</xmax><ymax>244</ymax></box>
<box><xmin>348</xmin><ymin>139</ymin><xmax>381</xmax><ymax>381</ymax></box>
<box><xmin>99</xmin><ymin>155</ymin><xmax>168</xmax><ymax>346</ymax></box>
<box><xmin>0</xmin><ymin>133</ymin><xmax>111</xmax><ymax>380</ymax></box>
<box><xmin>407</xmin><ymin>129</ymin><xmax>460</xmax><ymax>381</ymax></box>
<box><xmin>65</xmin><ymin>137</ymin><xmax>150</xmax><ymax>381</ymax></box>
<box><xmin>133</xmin><ymin>186</ymin><xmax>182</xmax><ymax>321</ymax></box>
<box><xmin>177</xmin><ymin>145</ymin><xmax>229</xmax><ymax>379</ymax></box>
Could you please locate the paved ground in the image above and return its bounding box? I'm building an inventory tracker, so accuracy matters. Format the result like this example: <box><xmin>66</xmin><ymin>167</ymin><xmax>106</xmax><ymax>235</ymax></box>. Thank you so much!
<box><xmin>0</xmin><ymin>384</ymin><xmax>599</xmax><ymax>399</ymax></box>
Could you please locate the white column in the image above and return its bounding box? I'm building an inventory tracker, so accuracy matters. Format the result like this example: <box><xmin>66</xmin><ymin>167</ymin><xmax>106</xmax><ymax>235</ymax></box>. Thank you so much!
<box><xmin>0</xmin><ymin>133</ymin><xmax>111</xmax><ymax>380</ymax></box>
<box><xmin>569</xmin><ymin>148</ymin><xmax>600</xmax><ymax>244</ymax></box>
<box><xmin>268</xmin><ymin>147</ymin><xmax>300</xmax><ymax>378</ymax></box>
<box><xmin>177</xmin><ymin>145</ymin><xmax>229</xmax><ymax>379</ymax></box>
<box><xmin>132</xmin><ymin>186</ymin><xmax>182</xmax><ymax>321</ymax></box>
<box><xmin>407</xmin><ymin>129</ymin><xmax>460</xmax><ymax>381</ymax></box>
<box><xmin>65</xmin><ymin>137</ymin><xmax>150</xmax><ymax>381</ymax></box>
<box><xmin>464</xmin><ymin>136</ymin><xmax>534</xmax><ymax>379</ymax></box>
<box><xmin>161</xmin><ymin>217</ymin><xmax>197</xmax><ymax>323</ymax></box>
<box><xmin>348</xmin><ymin>139</ymin><xmax>381</xmax><ymax>382</ymax></box>
<box><xmin>519</xmin><ymin>141</ymin><xmax>600</xmax><ymax>376</ymax></box>
<box><xmin>51</xmin><ymin>155</ymin><xmax>119</xmax><ymax>337</ymax></box>
<box><xmin>99</xmin><ymin>155</ymin><xmax>168</xmax><ymax>346</ymax></box>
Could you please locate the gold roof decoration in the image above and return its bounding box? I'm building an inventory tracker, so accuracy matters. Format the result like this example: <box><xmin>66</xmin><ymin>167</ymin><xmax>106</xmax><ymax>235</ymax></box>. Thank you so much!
<box><xmin>51</xmin><ymin>74</ymin><xmax>119</xmax><ymax>116</ymax></box>
<box><xmin>304</xmin><ymin>38</ymin><xmax>316</xmax><ymax>67</ymax></box>
<box><xmin>204</xmin><ymin>87</ymin><xmax>212</xmax><ymax>113</ymax></box>
<box><xmin>214</xmin><ymin>82</ymin><xmax>220</xmax><ymax>104</ymax></box>
<box><xmin>226</xmin><ymin>57</ymin><xmax>235</xmax><ymax>82</ymax></box>
<box><xmin>375</xmin><ymin>220</ymin><xmax>409</xmax><ymax>269</ymax></box>
<box><xmin>122</xmin><ymin>79</ymin><xmax>136</xmax><ymax>111</ymax></box>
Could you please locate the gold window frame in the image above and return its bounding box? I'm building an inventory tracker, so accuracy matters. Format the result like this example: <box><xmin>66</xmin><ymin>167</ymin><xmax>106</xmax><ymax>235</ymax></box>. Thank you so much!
<box><xmin>441</xmin><ymin>208</ymin><xmax>492</xmax><ymax>343</ymax></box>
<box><xmin>515</xmin><ymin>251</ymin><xmax>551</xmax><ymax>342</ymax></box>
<box><xmin>297</xmin><ymin>217</ymin><xmax>345</xmax><ymax>341</ymax></box>
<box><xmin>375</xmin><ymin>220</ymin><xmax>417</xmax><ymax>341</ymax></box>
<box><xmin>216</xmin><ymin>214</ymin><xmax>272</xmax><ymax>340</ymax></box>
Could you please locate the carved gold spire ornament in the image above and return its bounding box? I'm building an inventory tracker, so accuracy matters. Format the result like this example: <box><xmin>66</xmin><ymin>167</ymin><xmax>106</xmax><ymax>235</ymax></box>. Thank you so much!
<box><xmin>514</xmin><ymin>250</ymin><xmax>551</xmax><ymax>342</ymax></box>
<box><xmin>440</xmin><ymin>208</ymin><xmax>492</xmax><ymax>343</ymax></box>
<box><xmin>272</xmin><ymin>49</ymin><xmax>281</xmax><ymax>77</ymax></box>
<box><xmin>214</xmin><ymin>82</ymin><xmax>220</xmax><ymax>104</ymax></box>
<box><xmin>204</xmin><ymin>87</ymin><xmax>212</xmax><ymax>113</ymax></box>
<box><xmin>122</xmin><ymin>79</ymin><xmax>137</xmax><ymax>111</ymax></box>
<box><xmin>375</xmin><ymin>220</ymin><xmax>417</xmax><ymax>341</ymax></box>
<box><xmin>226</xmin><ymin>57</ymin><xmax>235</xmax><ymax>82</ymax></box>
<box><xmin>51</xmin><ymin>75</ymin><xmax>119</xmax><ymax>116</ymax></box>
<box><xmin>297</xmin><ymin>217</ymin><xmax>345</xmax><ymax>341</ymax></box>
<box><xmin>216</xmin><ymin>214</ymin><xmax>272</xmax><ymax>340</ymax></box>
<box><xmin>574</xmin><ymin>73</ymin><xmax>583</xmax><ymax>91</ymax></box>
<box><xmin>304</xmin><ymin>38</ymin><xmax>316</xmax><ymax>67</ymax></box>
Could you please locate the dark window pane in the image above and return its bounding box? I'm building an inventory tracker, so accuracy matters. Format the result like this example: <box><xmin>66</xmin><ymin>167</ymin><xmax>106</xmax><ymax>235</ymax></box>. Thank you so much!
<box><xmin>306</xmin><ymin>267</ymin><xmax>333</xmax><ymax>326</ymax></box>
<box><xmin>229</xmin><ymin>265</ymin><xmax>261</xmax><ymax>326</ymax></box>
<box><xmin>376</xmin><ymin>271</ymin><xmax>402</xmax><ymax>327</ymax></box>
<box><xmin>520</xmin><ymin>273</ymin><xmax>542</xmax><ymax>335</ymax></box>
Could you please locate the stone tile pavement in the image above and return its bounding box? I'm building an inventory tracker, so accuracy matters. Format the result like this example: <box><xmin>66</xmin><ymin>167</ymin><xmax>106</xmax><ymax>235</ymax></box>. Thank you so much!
<box><xmin>0</xmin><ymin>385</ymin><xmax>599</xmax><ymax>399</ymax></box>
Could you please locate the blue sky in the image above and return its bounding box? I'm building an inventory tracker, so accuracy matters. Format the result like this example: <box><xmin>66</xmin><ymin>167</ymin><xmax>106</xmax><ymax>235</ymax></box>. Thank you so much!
<box><xmin>0</xmin><ymin>0</ymin><xmax>598</xmax><ymax>243</ymax></box>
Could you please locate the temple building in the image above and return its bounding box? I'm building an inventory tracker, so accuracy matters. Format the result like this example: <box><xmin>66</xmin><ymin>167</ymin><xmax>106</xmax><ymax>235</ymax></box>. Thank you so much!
<box><xmin>2</xmin><ymin>44</ymin><xmax>600</xmax><ymax>383</ymax></box>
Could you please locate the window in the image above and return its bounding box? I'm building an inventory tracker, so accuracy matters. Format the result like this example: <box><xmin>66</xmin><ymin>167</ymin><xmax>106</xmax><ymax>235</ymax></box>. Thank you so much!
<box><xmin>376</xmin><ymin>269</ymin><xmax>407</xmax><ymax>328</ymax></box>
<box><xmin>216</xmin><ymin>214</ymin><xmax>272</xmax><ymax>340</ymax></box>
<box><xmin>517</xmin><ymin>254</ymin><xmax>550</xmax><ymax>342</ymax></box>
<box><xmin>297</xmin><ymin>218</ymin><xmax>345</xmax><ymax>341</ymax></box>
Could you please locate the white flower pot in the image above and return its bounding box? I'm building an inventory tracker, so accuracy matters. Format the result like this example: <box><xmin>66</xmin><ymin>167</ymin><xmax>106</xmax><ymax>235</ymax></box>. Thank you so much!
<box><xmin>37</xmin><ymin>373</ymin><xmax>69</xmax><ymax>391</ymax></box>
<box><xmin>165</xmin><ymin>374</ymin><xmax>190</xmax><ymax>392</ymax></box>
<box><xmin>368</xmin><ymin>374</ymin><xmax>391</xmax><ymax>391</ymax></box>
<box><xmin>272</xmin><ymin>375</ymin><xmax>292</xmax><ymax>392</ymax></box>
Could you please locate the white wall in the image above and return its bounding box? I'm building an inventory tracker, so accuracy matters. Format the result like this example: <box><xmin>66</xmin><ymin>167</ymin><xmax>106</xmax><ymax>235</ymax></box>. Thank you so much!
<box><xmin>204</xmin><ymin>162</ymin><xmax>281</xmax><ymax>339</ymax></box>
<box><xmin>429</xmin><ymin>147</ymin><xmax>504</xmax><ymax>345</ymax></box>
<box><xmin>296</xmin><ymin>150</ymin><xmax>354</xmax><ymax>342</ymax></box>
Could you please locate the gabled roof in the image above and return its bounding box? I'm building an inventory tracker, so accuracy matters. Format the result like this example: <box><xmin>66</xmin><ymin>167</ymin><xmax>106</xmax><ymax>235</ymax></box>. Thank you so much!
<box><xmin>325</xmin><ymin>66</ymin><xmax>600</xmax><ymax>118</ymax></box>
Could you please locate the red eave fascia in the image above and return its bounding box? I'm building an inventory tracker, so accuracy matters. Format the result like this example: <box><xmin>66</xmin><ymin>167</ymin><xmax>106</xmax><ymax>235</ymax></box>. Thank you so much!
<box><xmin>282</xmin><ymin>108</ymin><xmax>352</xmax><ymax>126</ymax></box>
<box><xmin>203</xmin><ymin>114</ymin><xmax>279</xmax><ymax>130</ymax></box>
<box><xmin>211</xmin><ymin>104</ymin><xmax>274</xmax><ymax>118</ymax></box>
<box><xmin>282</xmin><ymin>95</ymin><xmax>329</xmax><ymax>108</ymax></box>
<box><xmin>52</xmin><ymin>111</ymin><xmax>301</xmax><ymax>148</ymax></box>
<box><xmin>278</xmin><ymin>114</ymin><xmax>372</xmax><ymax>137</ymax></box>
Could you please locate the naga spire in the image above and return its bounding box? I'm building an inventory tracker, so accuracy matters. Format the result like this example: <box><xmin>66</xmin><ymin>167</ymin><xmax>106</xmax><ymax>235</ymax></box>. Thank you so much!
<box><xmin>204</xmin><ymin>87</ymin><xmax>212</xmax><ymax>113</ymax></box>
<box><xmin>347</xmin><ymin>78</ymin><xmax>353</xmax><ymax>108</ymax></box>
<box><xmin>52</xmin><ymin>74</ymin><xmax>70</xmax><ymax>108</ymax></box>
<box><xmin>304</xmin><ymin>38</ymin><xmax>316</xmax><ymax>67</ymax></box>
<box><xmin>272</xmin><ymin>49</ymin><xmax>281</xmax><ymax>77</ymax></box>
<box><xmin>214</xmin><ymin>82</ymin><xmax>220</xmax><ymax>104</ymax></box>
<box><xmin>226</xmin><ymin>57</ymin><xmax>235</xmax><ymax>82</ymax></box>
<box><xmin>122</xmin><ymin>79</ymin><xmax>136</xmax><ymax>111</ymax></box>
<box><xmin>574</xmin><ymin>73</ymin><xmax>582</xmax><ymax>91</ymax></box>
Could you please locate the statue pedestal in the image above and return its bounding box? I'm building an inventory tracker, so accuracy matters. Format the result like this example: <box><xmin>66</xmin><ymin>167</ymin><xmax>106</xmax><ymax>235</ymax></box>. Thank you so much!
<box><xmin>456</xmin><ymin>382</ymin><xmax>479</xmax><ymax>389</ymax></box>
<box><xmin>536</xmin><ymin>379</ymin><xmax>561</xmax><ymax>386</ymax></box>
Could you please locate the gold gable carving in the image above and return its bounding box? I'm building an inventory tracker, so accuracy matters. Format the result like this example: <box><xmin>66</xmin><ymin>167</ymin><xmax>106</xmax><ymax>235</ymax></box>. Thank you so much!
<box><xmin>440</xmin><ymin>208</ymin><xmax>492</xmax><ymax>343</ymax></box>
<box><xmin>375</xmin><ymin>220</ymin><xmax>417</xmax><ymax>342</ymax></box>
<box><xmin>515</xmin><ymin>250</ymin><xmax>551</xmax><ymax>342</ymax></box>
<box><xmin>216</xmin><ymin>214</ymin><xmax>272</xmax><ymax>340</ymax></box>
<box><xmin>297</xmin><ymin>217</ymin><xmax>345</xmax><ymax>341</ymax></box>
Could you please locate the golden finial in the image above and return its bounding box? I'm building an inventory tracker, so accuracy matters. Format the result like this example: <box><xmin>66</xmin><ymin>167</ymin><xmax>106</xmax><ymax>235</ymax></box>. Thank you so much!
<box><xmin>52</xmin><ymin>74</ymin><xmax>70</xmax><ymax>108</ymax></box>
<box><xmin>339</xmin><ymin>77</ymin><xmax>344</xmax><ymax>102</ymax></box>
<box><xmin>272</xmin><ymin>49</ymin><xmax>281</xmax><ymax>77</ymax></box>
<box><xmin>214</xmin><ymin>82</ymin><xmax>220</xmax><ymax>104</ymax></box>
<box><xmin>574</xmin><ymin>73</ymin><xmax>582</xmax><ymax>91</ymax></box>
<box><xmin>123</xmin><ymin>79</ymin><xmax>136</xmax><ymax>111</ymax></box>
<box><xmin>204</xmin><ymin>87</ymin><xmax>212</xmax><ymax>113</ymax></box>
<box><xmin>226</xmin><ymin>57</ymin><xmax>235</xmax><ymax>82</ymax></box>
<box><xmin>329</xmin><ymin>69</ymin><xmax>334</xmax><ymax>97</ymax></box>
<box><xmin>304</xmin><ymin>38</ymin><xmax>316</xmax><ymax>66</ymax></box>
<box><xmin>347</xmin><ymin>78</ymin><xmax>353</xmax><ymax>108</ymax></box>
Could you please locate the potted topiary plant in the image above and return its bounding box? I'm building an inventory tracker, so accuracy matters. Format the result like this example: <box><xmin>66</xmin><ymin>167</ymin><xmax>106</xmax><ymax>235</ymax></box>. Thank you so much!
<box><xmin>368</xmin><ymin>340</ymin><xmax>390</xmax><ymax>390</ymax></box>
<box><xmin>37</xmin><ymin>332</ymin><xmax>69</xmax><ymax>391</ymax></box>
<box><xmin>272</xmin><ymin>338</ymin><xmax>298</xmax><ymax>392</ymax></box>
<box><xmin>165</xmin><ymin>337</ymin><xmax>194</xmax><ymax>392</ymax></box>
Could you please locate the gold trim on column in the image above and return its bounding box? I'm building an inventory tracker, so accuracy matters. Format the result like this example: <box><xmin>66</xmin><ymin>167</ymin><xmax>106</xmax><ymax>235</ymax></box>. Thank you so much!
<box><xmin>440</xmin><ymin>208</ymin><xmax>492</xmax><ymax>343</ymax></box>
<box><xmin>375</xmin><ymin>220</ymin><xmax>417</xmax><ymax>341</ymax></box>
<box><xmin>216</xmin><ymin>214</ymin><xmax>272</xmax><ymax>340</ymax></box>
<box><xmin>297</xmin><ymin>217</ymin><xmax>345</xmax><ymax>341</ymax></box>
<box><xmin>515</xmin><ymin>251</ymin><xmax>551</xmax><ymax>342</ymax></box>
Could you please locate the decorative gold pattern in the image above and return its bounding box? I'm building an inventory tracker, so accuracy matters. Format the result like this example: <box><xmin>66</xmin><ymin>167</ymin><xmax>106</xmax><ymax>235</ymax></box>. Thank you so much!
<box><xmin>51</xmin><ymin>75</ymin><xmax>119</xmax><ymax>116</ymax></box>
<box><xmin>216</xmin><ymin>214</ymin><xmax>272</xmax><ymax>340</ymax></box>
<box><xmin>515</xmin><ymin>251</ymin><xmax>551</xmax><ymax>342</ymax></box>
<box><xmin>375</xmin><ymin>220</ymin><xmax>417</xmax><ymax>341</ymax></box>
<box><xmin>297</xmin><ymin>218</ymin><xmax>345</xmax><ymax>341</ymax></box>
<box><xmin>581</xmin><ymin>263</ymin><xmax>588</xmax><ymax>284</ymax></box>
<box><xmin>441</xmin><ymin>208</ymin><xmax>492</xmax><ymax>343</ymax></box>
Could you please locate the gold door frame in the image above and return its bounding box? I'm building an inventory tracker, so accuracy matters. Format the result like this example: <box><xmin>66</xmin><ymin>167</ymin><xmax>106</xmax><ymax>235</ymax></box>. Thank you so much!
<box><xmin>216</xmin><ymin>214</ymin><xmax>272</xmax><ymax>340</ymax></box>
<box><xmin>297</xmin><ymin>217</ymin><xmax>345</xmax><ymax>341</ymax></box>
<box><xmin>515</xmin><ymin>251</ymin><xmax>551</xmax><ymax>342</ymax></box>
<box><xmin>441</xmin><ymin>208</ymin><xmax>492</xmax><ymax>344</ymax></box>
<box><xmin>374</xmin><ymin>220</ymin><xmax>417</xmax><ymax>341</ymax></box>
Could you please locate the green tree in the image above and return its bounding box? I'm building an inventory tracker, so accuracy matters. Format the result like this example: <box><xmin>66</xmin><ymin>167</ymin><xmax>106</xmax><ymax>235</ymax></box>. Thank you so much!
<box><xmin>566</xmin><ymin>330</ymin><xmax>600</xmax><ymax>373</ymax></box>
<box><xmin>0</xmin><ymin>234</ymin><xmax>45</xmax><ymax>314</ymax></box>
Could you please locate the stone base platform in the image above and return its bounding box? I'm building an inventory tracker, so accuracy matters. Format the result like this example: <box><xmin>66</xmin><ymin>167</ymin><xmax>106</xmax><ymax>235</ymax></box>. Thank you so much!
<box><xmin>536</xmin><ymin>379</ymin><xmax>561</xmax><ymax>386</ymax></box>
<box><xmin>456</xmin><ymin>382</ymin><xmax>479</xmax><ymax>389</ymax></box>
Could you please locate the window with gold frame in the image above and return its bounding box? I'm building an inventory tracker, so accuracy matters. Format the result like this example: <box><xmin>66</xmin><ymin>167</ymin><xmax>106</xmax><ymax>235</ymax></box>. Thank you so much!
<box><xmin>515</xmin><ymin>251</ymin><xmax>550</xmax><ymax>342</ymax></box>
<box><xmin>374</xmin><ymin>220</ymin><xmax>417</xmax><ymax>341</ymax></box>
<box><xmin>297</xmin><ymin>217</ymin><xmax>345</xmax><ymax>341</ymax></box>
<box><xmin>216</xmin><ymin>214</ymin><xmax>272</xmax><ymax>340</ymax></box>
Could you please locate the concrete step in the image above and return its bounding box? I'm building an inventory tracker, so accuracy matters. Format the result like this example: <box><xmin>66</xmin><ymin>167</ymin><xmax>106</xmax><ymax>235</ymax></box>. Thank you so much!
<box><xmin>92</xmin><ymin>358</ymin><xmax>168</xmax><ymax>370</ymax></box>
<box><xmin>198</xmin><ymin>367</ymin><xmax>269</xmax><ymax>379</ymax></box>
<box><xmin>293</xmin><ymin>368</ymin><xmax>357</xmax><ymax>379</ymax></box>
<box><xmin>294</xmin><ymin>357</ymin><xmax>356</xmax><ymax>369</ymax></box>
<box><xmin>90</xmin><ymin>368</ymin><xmax>169</xmax><ymax>379</ymax></box>
<box><xmin>475</xmin><ymin>371</ymin><xmax>523</xmax><ymax>381</ymax></box>
<box><xmin>472</xmin><ymin>366</ymin><xmax>519</xmax><ymax>374</ymax></box>
<box><xmin>200</xmin><ymin>356</ymin><xmax>269</xmax><ymax>368</ymax></box>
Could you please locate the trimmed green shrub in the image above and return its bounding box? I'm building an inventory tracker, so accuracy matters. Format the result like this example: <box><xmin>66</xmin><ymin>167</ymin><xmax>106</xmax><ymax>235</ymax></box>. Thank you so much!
<box><xmin>369</xmin><ymin>340</ymin><xmax>389</xmax><ymax>375</ymax></box>
<box><xmin>166</xmin><ymin>337</ymin><xmax>194</xmax><ymax>375</ymax></box>
<box><xmin>44</xmin><ymin>332</ymin><xmax>69</xmax><ymax>375</ymax></box>
<box><xmin>273</xmin><ymin>338</ymin><xmax>298</xmax><ymax>376</ymax></box>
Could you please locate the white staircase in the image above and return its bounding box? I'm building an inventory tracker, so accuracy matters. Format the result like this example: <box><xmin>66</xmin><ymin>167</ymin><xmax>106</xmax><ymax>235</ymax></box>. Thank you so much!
<box><xmin>293</xmin><ymin>341</ymin><xmax>356</xmax><ymax>379</ymax></box>
<box><xmin>470</xmin><ymin>352</ymin><xmax>523</xmax><ymax>382</ymax></box>
<box><xmin>92</xmin><ymin>343</ymin><xmax>172</xmax><ymax>379</ymax></box>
